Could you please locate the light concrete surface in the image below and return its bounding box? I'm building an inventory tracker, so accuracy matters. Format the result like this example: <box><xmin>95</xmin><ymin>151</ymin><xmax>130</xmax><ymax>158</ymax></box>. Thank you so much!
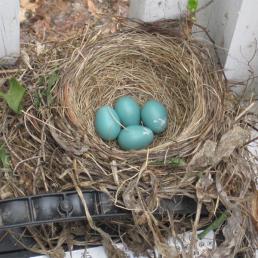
<box><xmin>0</xmin><ymin>0</ymin><xmax>20</xmax><ymax>65</ymax></box>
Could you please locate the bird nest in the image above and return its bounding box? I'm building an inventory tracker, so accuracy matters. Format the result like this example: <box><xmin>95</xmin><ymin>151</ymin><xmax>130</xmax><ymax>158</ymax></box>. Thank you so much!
<box><xmin>55</xmin><ymin>28</ymin><xmax>224</xmax><ymax>166</ymax></box>
<box><xmin>0</xmin><ymin>20</ymin><xmax>257</xmax><ymax>257</ymax></box>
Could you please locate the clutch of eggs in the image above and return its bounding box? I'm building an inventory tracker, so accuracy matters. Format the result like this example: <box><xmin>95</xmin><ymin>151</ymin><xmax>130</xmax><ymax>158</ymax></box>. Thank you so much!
<box><xmin>95</xmin><ymin>96</ymin><xmax>168</xmax><ymax>150</ymax></box>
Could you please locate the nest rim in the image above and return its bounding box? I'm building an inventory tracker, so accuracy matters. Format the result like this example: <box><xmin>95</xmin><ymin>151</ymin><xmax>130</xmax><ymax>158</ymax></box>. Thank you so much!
<box><xmin>56</xmin><ymin>28</ymin><xmax>225</xmax><ymax>164</ymax></box>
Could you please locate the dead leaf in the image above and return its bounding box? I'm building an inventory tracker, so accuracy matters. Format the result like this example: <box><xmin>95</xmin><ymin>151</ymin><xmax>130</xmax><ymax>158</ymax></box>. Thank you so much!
<box><xmin>188</xmin><ymin>140</ymin><xmax>216</xmax><ymax>168</ymax></box>
<box><xmin>20</xmin><ymin>0</ymin><xmax>39</xmax><ymax>22</ymax></box>
<box><xmin>22</xmin><ymin>0</ymin><xmax>128</xmax><ymax>40</ymax></box>
<box><xmin>155</xmin><ymin>242</ymin><xmax>178</xmax><ymax>258</ymax></box>
<box><xmin>87</xmin><ymin>0</ymin><xmax>98</xmax><ymax>16</ymax></box>
<box><xmin>49</xmin><ymin>121</ymin><xmax>88</xmax><ymax>156</ymax></box>
<box><xmin>146</xmin><ymin>214</ymin><xmax>179</xmax><ymax>258</ymax></box>
<box><xmin>36</xmin><ymin>41</ymin><xmax>45</xmax><ymax>56</ymax></box>
<box><xmin>214</xmin><ymin>126</ymin><xmax>250</xmax><ymax>163</ymax></box>
<box><xmin>0</xmin><ymin>185</ymin><xmax>13</xmax><ymax>199</ymax></box>
<box><xmin>188</xmin><ymin>126</ymin><xmax>250</xmax><ymax>169</ymax></box>
<box><xmin>212</xmin><ymin>210</ymin><xmax>244</xmax><ymax>258</ymax></box>
<box><xmin>102</xmin><ymin>237</ymin><xmax>128</xmax><ymax>258</ymax></box>
<box><xmin>224</xmin><ymin>92</ymin><xmax>238</xmax><ymax>111</ymax></box>
<box><xmin>196</xmin><ymin>172</ymin><xmax>214</xmax><ymax>201</ymax></box>
<box><xmin>115</xmin><ymin>1</ymin><xmax>129</xmax><ymax>17</ymax></box>
<box><xmin>122</xmin><ymin>180</ymin><xmax>142</xmax><ymax>212</ymax></box>
<box><xmin>211</xmin><ymin>173</ymin><xmax>248</xmax><ymax>258</ymax></box>
<box><xmin>21</xmin><ymin>50</ymin><xmax>33</xmax><ymax>70</ymax></box>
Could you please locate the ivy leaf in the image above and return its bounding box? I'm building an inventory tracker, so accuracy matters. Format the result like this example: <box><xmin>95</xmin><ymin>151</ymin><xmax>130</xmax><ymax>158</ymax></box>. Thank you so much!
<box><xmin>0</xmin><ymin>145</ymin><xmax>10</xmax><ymax>168</ymax></box>
<box><xmin>188</xmin><ymin>0</ymin><xmax>198</xmax><ymax>13</ymax></box>
<box><xmin>0</xmin><ymin>78</ymin><xmax>26</xmax><ymax>113</ymax></box>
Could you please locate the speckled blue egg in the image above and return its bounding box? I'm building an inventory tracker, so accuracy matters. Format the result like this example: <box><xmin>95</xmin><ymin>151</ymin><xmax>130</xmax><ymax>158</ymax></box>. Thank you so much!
<box><xmin>115</xmin><ymin>96</ymin><xmax>141</xmax><ymax>126</ymax></box>
<box><xmin>141</xmin><ymin>100</ymin><xmax>168</xmax><ymax>134</ymax></box>
<box><xmin>95</xmin><ymin>106</ymin><xmax>121</xmax><ymax>141</ymax></box>
<box><xmin>118</xmin><ymin>125</ymin><xmax>154</xmax><ymax>150</ymax></box>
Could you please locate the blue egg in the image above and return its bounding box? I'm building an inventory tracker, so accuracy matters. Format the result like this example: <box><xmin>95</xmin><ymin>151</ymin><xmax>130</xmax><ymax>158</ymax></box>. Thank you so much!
<box><xmin>115</xmin><ymin>96</ymin><xmax>140</xmax><ymax>126</ymax></box>
<box><xmin>95</xmin><ymin>106</ymin><xmax>121</xmax><ymax>141</ymax></box>
<box><xmin>118</xmin><ymin>125</ymin><xmax>154</xmax><ymax>150</ymax></box>
<box><xmin>141</xmin><ymin>100</ymin><xmax>168</xmax><ymax>134</ymax></box>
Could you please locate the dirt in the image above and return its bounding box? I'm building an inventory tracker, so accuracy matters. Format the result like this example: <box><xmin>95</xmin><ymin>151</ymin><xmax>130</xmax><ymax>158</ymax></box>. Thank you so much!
<box><xmin>20</xmin><ymin>0</ymin><xmax>129</xmax><ymax>41</ymax></box>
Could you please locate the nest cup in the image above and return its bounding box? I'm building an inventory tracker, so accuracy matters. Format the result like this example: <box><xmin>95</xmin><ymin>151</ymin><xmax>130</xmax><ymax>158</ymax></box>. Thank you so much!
<box><xmin>58</xmin><ymin>29</ymin><xmax>224</xmax><ymax>164</ymax></box>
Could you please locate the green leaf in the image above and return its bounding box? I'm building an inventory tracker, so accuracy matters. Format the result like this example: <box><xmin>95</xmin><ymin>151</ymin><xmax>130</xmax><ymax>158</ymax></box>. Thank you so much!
<box><xmin>33</xmin><ymin>92</ymin><xmax>41</xmax><ymax>110</ymax></box>
<box><xmin>169</xmin><ymin>158</ymin><xmax>186</xmax><ymax>167</ymax></box>
<box><xmin>0</xmin><ymin>78</ymin><xmax>26</xmax><ymax>113</ymax></box>
<box><xmin>47</xmin><ymin>72</ymin><xmax>59</xmax><ymax>89</ymax></box>
<box><xmin>0</xmin><ymin>145</ymin><xmax>10</xmax><ymax>168</ymax></box>
<box><xmin>37</xmin><ymin>76</ymin><xmax>45</xmax><ymax>87</ymax></box>
<box><xmin>47</xmin><ymin>72</ymin><xmax>59</xmax><ymax>105</ymax></box>
<box><xmin>34</xmin><ymin>71</ymin><xmax>59</xmax><ymax>108</ymax></box>
<box><xmin>188</xmin><ymin>0</ymin><xmax>198</xmax><ymax>13</ymax></box>
<box><xmin>151</xmin><ymin>158</ymin><xmax>186</xmax><ymax>166</ymax></box>
<box><xmin>198</xmin><ymin>212</ymin><xmax>228</xmax><ymax>240</ymax></box>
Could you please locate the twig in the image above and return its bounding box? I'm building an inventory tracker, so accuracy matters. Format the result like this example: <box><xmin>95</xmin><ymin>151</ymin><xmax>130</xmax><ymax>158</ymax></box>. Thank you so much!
<box><xmin>234</xmin><ymin>102</ymin><xmax>255</xmax><ymax>122</ymax></box>
<box><xmin>189</xmin><ymin>201</ymin><xmax>202</xmax><ymax>256</ymax></box>
<box><xmin>22</xmin><ymin>110</ymin><xmax>73</xmax><ymax>139</ymax></box>
<box><xmin>195</xmin><ymin>0</ymin><xmax>214</xmax><ymax>14</ymax></box>
<box><xmin>0</xmin><ymin>69</ymin><xmax>26</xmax><ymax>74</ymax></box>
<box><xmin>13</xmin><ymin>156</ymin><xmax>41</xmax><ymax>175</ymax></box>
<box><xmin>242</xmin><ymin>136</ymin><xmax>258</xmax><ymax>147</ymax></box>
<box><xmin>246</xmin><ymin>122</ymin><xmax>258</xmax><ymax>132</ymax></box>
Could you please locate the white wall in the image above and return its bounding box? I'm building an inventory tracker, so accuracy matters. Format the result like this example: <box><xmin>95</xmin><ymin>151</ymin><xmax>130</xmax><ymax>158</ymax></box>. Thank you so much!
<box><xmin>194</xmin><ymin>0</ymin><xmax>243</xmax><ymax>65</ymax></box>
<box><xmin>196</xmin><ymin>0</ymin><xmax>258</xmax><ymax>95</ymax></box>
<box><xmin>223</xmin><ymin>0</ymin><xmax>258</xmax><ymax>92</ymax></box>
<box><xmin>0</xmin><ymin>0</ymin><xmax>20</xmax><ymax>65</ymax></box>
<box><xmin>129</xmin><ymin>0</ymin><xmax>188</xmax><ymax>22</ymax></box>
